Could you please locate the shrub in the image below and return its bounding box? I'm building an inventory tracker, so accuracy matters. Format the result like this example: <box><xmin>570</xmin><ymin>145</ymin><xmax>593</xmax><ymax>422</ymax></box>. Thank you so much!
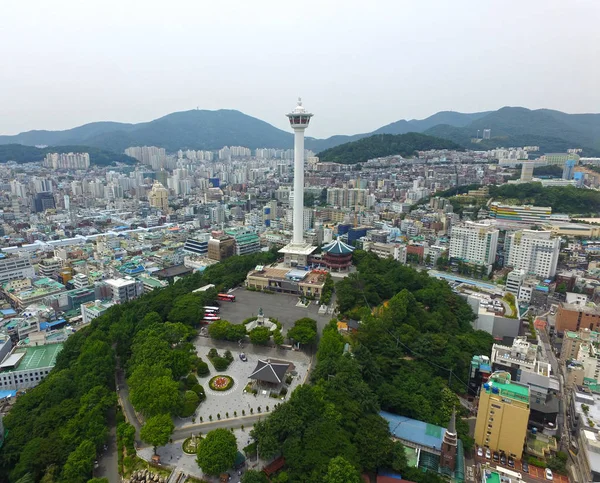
<box><xmin>179</xmin><ymin>390</ymin><xmax>200</xmax><ymax>417</ymax></box>
<box><xmin>217</xmin><ymin>413</ymin><xmax>221</xmax><ymax>419</ymax></box>
<box><xmin>279</xmin><ymin>387</ymin><xmax>288</xmax><ymax>396</ymax></box>
<box><xmin>197</xmin><ymin>360</ymin><xmax>210</xmax><ymax>376</ymax></box>
<box><xmin>242</xmin><ymin>410</ymin><xmax>245</xmax><ymax>416</ymax></box>
<box><xmin>185</xmin><ymin>373</ymin><xmax>198</xmax><ymax>389</ymax></box>
<box><xmin>224</xmin><ymin>350</ymin><xmax>234</xmax><ymax>362</ymax></box>
<box><xmin>208</xmin><ymin>348</ymin><xmax>218</xmax><ymax>359</ymax></box>
<box><xmin>226</xmin><ymin>412</ymin><xmax>229</xmax><ymax>418</ymax></box>
<box><xmin>212</xmin><ymin>356</ymin><xmax>230</xmax><ymax>371</ymax></box>
<box><xmin>234</xmin><ymin>411</ymin><xmax>237</xmax><ymax>417</ymax></box>
<box><xmin>191</xmin><ymin>384</ymin><xmax>206</xmax><ymax>401</ymax></box>
<box><xmin>250</xmin><ymin>408</ymin><xmax>254</xmax><ymax>414</ymax></box>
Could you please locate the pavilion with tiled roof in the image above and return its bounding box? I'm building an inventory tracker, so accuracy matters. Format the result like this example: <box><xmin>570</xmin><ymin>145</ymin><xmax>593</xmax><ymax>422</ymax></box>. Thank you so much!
<box><xmin>322</xmin><ymin>239</ymin><xmax>354</xmax><ymax>271</ymax></box>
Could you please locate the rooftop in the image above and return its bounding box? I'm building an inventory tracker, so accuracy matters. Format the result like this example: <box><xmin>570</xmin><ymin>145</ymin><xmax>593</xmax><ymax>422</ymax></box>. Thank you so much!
<box><xmin>0</xmin><ymin>344</ymin><xmax>62</xmax><ymax>372</ymax></box>
<box><xmin>380</xmin><ymin>411</ymin><xmax>446</xmax><ymax>451</ymax></box>
<box><xmin>484</xmin><ymin>372</ymin><xmax>530</xmax><ymax>403</ymax></box>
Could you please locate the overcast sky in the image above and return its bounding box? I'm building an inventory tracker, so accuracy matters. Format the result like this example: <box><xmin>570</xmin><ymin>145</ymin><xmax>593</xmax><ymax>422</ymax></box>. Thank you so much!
<box><xmin>1</xmin><ymin>0</ymin><xmax>598</xmax><ymax>138</ymax></box>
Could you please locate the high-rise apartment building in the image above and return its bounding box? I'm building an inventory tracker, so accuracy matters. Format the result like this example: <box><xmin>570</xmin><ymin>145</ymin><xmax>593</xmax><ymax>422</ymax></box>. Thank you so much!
<box><xmin>505</xmin><ymin>230</ymin><xmax>560</xmax><ymax>278</ymax></box>
<box><xmin>33</xmin><ymin>192</ymin><xmax>56</xmax><ymax>213</ymax></box>
<box><xmin>148</xmin><ymin>181</ymin><xmax>169</xmax><ymax>213</ymax></box>
<box><xmin>449</xmin><ymin>221</ymin><xmax>499</xmax><ymax>267</ymax></box>
<box><xmin>43</xmin><ymin>152</ymin><xmax>90</xmax><ymax>169</ymax></box>
<box><xmin>474</xmin><ymin>371</ymin><xmax>530</xmax><ymax>459</ymax></box>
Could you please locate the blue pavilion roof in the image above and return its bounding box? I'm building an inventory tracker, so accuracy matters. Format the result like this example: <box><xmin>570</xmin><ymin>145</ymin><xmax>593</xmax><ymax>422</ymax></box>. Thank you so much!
<box><xmin>322</xmin><ymin>239</ymin><xmax>355</xmax><ymax>255</ymax></box>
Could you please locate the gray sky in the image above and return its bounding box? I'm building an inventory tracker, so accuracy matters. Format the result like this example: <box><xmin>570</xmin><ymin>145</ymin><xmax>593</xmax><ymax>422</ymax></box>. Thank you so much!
<box><xmin>1</xmin><ymin>0</ymin><xmax>599</xmax><ymax>138</ymax></box>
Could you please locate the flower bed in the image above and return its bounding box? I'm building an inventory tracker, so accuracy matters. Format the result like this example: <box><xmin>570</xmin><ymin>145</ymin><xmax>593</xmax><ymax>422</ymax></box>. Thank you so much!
<box><xmin>209</xmin><ymin>375</ymin><xmax>234</xmax><ymax>391</ymax></box>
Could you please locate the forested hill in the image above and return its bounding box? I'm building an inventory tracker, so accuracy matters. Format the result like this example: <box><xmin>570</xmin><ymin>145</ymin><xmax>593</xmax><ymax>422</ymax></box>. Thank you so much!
<box><xmin>317</xmin><ymin>132</ymin><xmax>464</xmax><ymax>164</ymax></box>
<box><xmin>488</xmin><ymin>182</ymin><xmax>600</xmax><ymax>216</ymax></box>
<box><xmin>0</xmin><ymin>144</ymin><xmax>137</xmax><ymax>166</ymax></box>
<box><xmin>0</xmin><ymin>247</ymin><xmax>494</xmax><ymax>482</ymax></box>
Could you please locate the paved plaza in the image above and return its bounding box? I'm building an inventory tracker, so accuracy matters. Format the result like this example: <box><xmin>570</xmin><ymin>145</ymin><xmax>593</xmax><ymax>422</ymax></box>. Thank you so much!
<box><xmin>139</xmin><ymin>427</ymin><xmax>265</xmax><ymax>482</ymax></box>
<box><xmin>191</xmin><ymin>344</ymin><xmax>309</xmax><ymax>424</ymax></box>
<box><xmin>218</xmin><ymin>287</ymin><xmax>333</xmax><ymax>332</ymax></box>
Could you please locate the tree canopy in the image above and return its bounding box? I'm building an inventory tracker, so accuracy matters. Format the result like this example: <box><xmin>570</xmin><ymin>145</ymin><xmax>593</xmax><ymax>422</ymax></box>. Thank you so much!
<box><xmin>0</xmin><ymin>250</ymin><xmax>277</xmax><ymax>482</ymax></box>
<box><xmin>140</xmin><ymin>414</ymin><xmax>174</xmax><ymax>454</ymax></box>
<box><xmin>196</xmin><ymin>429</ymin><xmax>238</xmax><ymax>475</ymax></box>
<box><xmin>489</xmin><ymin>182</ymin><xmax>600</xmax><ymax>215</ymax></box>
<box><xmin>287</xmin><ymin>318</ymin><xmax>317</xmax><ymax>345</ymax></box>
<box><xmin>317</xmin><ymin>132</ymin><xmax>464</xmax><ymax>164</ymax></box>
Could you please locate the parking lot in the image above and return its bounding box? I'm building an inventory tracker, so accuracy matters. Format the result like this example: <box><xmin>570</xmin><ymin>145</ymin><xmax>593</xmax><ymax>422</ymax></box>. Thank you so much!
<box><xmin>217</xmin><ymin>287</ymin><xmax>333</xmax><ymax>332</ymax></box>
<box><xmin>474</xmin><ymin>453</ymin><xmax>569</xmax><ymax>483</ymax></box>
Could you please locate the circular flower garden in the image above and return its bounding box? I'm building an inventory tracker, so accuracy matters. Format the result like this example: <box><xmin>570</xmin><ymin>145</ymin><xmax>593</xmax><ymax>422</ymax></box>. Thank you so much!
<box><xmin>209</xmin><ymin>375</ymin><xmax>234</xmax><ymax>391</ymax></box>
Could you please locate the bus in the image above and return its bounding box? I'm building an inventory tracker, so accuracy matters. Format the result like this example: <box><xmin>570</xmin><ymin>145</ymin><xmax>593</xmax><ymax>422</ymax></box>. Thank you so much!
<box><xmin>204</xmin><ymin>306</ymin><xmax>220</xmax><ymax>313</ymax></box>
<box><xmin>202</xmin><ymin>315</ymin><xmax>221</xmax><ymax>322</ymax></box>
<box><xmin>217</xmin><ymin>293</ymin><xmax>236</xmax><ymax>302</ymax></box>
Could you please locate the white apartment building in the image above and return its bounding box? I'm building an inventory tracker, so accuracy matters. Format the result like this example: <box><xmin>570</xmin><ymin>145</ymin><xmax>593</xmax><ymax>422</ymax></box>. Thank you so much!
<box><xmin>0</xmin><ymin>256</ymin><xmax>35</xmax><ymax>285</ymax></box>
<box><xmin>362</xmin><ymin>241</ymin><xmax>407</xmax><ymax>263</ymax></box>
<box><xmin>505</xmin><ymin>269</ymin><xmax>526</xmax><ymax>296</ymax></box>
<box><xmin>449</xmin><ymin>221</ymin><xmax>499</xmax><ymax>267</ymax></box>
<box><xmin>103</xmin><ymin>277</ymin><xmax>144</xmax><ymax>303</ymax></box>
<box><xmin>81</xmin><ymin>300</ymin><xmax>115</xmax><ymax>324</ymax></box>
<box><xmin>505</xmin><ymin>230</ymin><xmax>560</xmax><ymax>278</ymax></box>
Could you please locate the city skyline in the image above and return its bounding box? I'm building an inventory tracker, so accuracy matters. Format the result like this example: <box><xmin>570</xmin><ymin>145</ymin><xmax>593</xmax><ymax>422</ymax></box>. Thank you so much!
<box><xmin>2</xmin><ymin>0</ymin><xmax>599</xmax><ymax>138</ymax></box>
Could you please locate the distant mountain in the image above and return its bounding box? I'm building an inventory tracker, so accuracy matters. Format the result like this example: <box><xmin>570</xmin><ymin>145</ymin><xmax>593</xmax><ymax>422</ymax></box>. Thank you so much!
<box><xmin>317</xmin><ymin>132</ymin><xmax>464</xmax><ymax>164</ymax></box>
<box><xmin>1</xmin><ymin>106</ymin><xmax>598</xmax><ymax>158</ymax></box>
<box><xmin>0</xmin><ymin>144</ymin><xmax>137</xmax><ymax>166</ymax></box>
<box><xmin>424</xmin><ymin>107</ymin><xmax>600</xmax><ymax>156</ymax></box>
<box><xmin>0</xmin><ymin>110</ymin><xmax>294</xmax><ymax>153</ymax></box>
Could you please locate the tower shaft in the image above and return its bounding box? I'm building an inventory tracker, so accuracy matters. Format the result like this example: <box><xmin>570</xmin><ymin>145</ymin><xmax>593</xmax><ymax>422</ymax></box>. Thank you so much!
<box><xmin>293</xmin><ymin>128</ymin><xmax>305</xmax><ymax>245</ymax></box>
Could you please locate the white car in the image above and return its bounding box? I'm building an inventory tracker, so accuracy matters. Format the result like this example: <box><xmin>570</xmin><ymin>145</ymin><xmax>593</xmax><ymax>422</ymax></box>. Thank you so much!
<box><xmin>485</xmin><ymin>449</ymin><xmax>491</xmax><ymax>459</ymax></box>
<box><xmin>477</xmin><ymin>447</ymin><xmax>483</xmax><ymax>457</ymax></box>
<box><xmin>545</xmin><ymin>468</ymin><xmax>553</xmax><ymax>480</ymax></box>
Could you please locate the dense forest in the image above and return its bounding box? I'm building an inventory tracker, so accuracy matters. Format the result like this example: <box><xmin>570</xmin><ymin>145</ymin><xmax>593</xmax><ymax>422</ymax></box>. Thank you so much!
<box><xmin>1</xmin><ymin>248</ymin><xmax>494</xmax><ymax>482</ymax></box>
<box><xmin>251</xmin><ymin>251</ymin><xmax>494</xmax><ymax>482</ymax></box>
<box><xmin>0</xmin><ymin>144</ymin><xmax>137</xmax><ymax>166</ymax></box>
<box><xmin>317</xmin><ymin>133</ymin><xmax>464</xmax><ymax>164</ymax></box>
<box><xmin>0</xmin><ymin>251</ymin><xmax>278</xmax><ymax>482</ymax></box>
<box><xmin>489</xmin><ymin>182</ymin><xmax>600</xmax><ymax>215</ymax></box>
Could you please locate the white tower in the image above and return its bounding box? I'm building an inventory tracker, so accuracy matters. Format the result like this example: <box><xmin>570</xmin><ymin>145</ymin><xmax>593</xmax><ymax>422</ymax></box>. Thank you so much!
<box><xmin>287</xmin><ymin>98</ymin><xmax>313</xmax><ymax>244</ymax></box>
<box><xmin>279</xmin><ymin>98</ymin><xmax>316</xmax><ymax>268</ymax></box>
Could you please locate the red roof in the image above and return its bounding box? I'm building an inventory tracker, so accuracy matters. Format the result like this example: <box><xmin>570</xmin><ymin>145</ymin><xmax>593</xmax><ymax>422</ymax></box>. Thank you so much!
<box><xmin>376</xmin><ymin>477</ymin><xmax>416</xmax><ymax>483</ymax></box>
<box><xmin>263</xmin><ymin>456</ymin><xmax>285</xmax><ymax>476</ymax></box>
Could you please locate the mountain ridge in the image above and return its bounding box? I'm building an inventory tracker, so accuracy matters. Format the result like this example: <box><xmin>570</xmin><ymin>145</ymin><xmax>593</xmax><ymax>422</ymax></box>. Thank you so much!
<box><xmin>1</xmin><ymin>106</ymin><xmax>599</xmax><ymax>157</ymax></box>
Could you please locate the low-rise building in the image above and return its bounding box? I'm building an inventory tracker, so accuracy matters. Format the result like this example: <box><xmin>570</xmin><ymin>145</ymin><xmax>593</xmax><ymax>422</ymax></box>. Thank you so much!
<box><xmin>556</xmin><ymin>302</ymin><xmax>600</xmax><ymax>333</ymax></box>
<box><xmin>0</xmin><ymin>254</ymin><xmax>35</xmax><ymax>284</ymax></box>
<box><xmin>505</xmin><ymin>269</ymin><xmax>526</xmax><ymax>296</ymax></box>
<box><xmin>0</xmin><ymin>344</ymin><xmax>62</xmax><ymax>391</ymax></box>
<box><xmin>96</xmin><ymin>277</ymin><xmax>144</xmax><ymax>304</ymax></box>
<box><xmin>362</xmin><ymin>241</ymin><xmax>407</xmax><ymax>263</ymax></box>
<box><xmin>3</xmin><ymin>278</ymin><xmax>65</xmax><ymax>310</ymax></box>
<box><xmin>246</xmin><ymin>267</ymin><xmax>326</xmax><ymax>298</ymax></box>
<box><xmin>80</xmin><ymin>300</ymin><xmax>115</xmax><ymax>324</ymax></box>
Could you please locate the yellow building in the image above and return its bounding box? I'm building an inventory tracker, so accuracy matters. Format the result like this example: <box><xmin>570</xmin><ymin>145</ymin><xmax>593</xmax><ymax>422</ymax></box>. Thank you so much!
<box><xmin>148</xmin><ymin>181</ymin><xmax>169</xmax><ymax>213</ymax></box>
<box><xmin>474</xmin><ymin>371</ymin><xmax>530</xmax><ymax>459</ymax></box>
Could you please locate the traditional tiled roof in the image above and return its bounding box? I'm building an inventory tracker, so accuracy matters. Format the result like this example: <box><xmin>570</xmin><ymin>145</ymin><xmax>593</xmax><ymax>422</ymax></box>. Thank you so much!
<box><xmin>322</xmin><ymin>239</ymin><xmax>355</xmax><ymax>255</ymax></box>
<box><xmin>249</xmin><ymin>359</ymin><xmax>290</xmax><ymax>384</ymax></box>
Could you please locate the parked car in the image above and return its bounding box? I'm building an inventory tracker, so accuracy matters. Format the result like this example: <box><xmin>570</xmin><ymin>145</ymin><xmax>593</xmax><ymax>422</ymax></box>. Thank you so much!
<box><xmin>545</xmin><ymin>468</ymin><xmax>553</xmax><ymax>480</ymax></box>
<box><xmin>493</xmin><ymin>452</ymin><xmax>499</xmax><ymax>462</ymax></box>
<box><xmin>521</xmin><ymin>461</ymin><xmax>529</xmax><ymax>473</ymax></box>
<box><xmin>477</xmin><ymin>447</ymin><xmax>483</xmax><ymax>457</ymax></box>
<box><xmin>239</xmin><ymin>353</ymin><xmax>247</xmax><ymax>362</ymax></box>
<box><xmin>500</xmin><ymin>454</ymin><xmax>507</xmax><ymax>465</ymax></box>
<box><xmin>508</xmin><ymin>457</ymin><xmax>515</xmax><ymax>468</ymax></box>
<box><xmin>485</xmin><ymin>449</ymin><xmax>491</xmax><ymax>459</ymax></box>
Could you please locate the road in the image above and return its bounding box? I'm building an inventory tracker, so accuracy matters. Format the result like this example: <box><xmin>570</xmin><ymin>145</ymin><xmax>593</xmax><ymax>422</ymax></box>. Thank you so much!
<box><xmin>172</xmin><ymin>414</ymin><xmax>265</xmax><ymax>441</ymax></box>
<box><xmin>116</xmin><ymin>357</ymin><xmax>142</xmax><ymax>445</ymax></box>
<box><xmin>94</xmin><ymin>407</ymin><xmax>120</xmax><ymax>483</ymax></box>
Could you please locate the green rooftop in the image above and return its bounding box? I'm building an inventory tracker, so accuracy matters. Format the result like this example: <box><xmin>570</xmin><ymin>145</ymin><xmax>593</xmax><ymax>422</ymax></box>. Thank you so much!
<box><xmin>2</xmin><ymin>344</ymin><xmax>63</xmax><ymax>372</ymax></box>
<box><xmin>486</xmin><ymin>373</ymin><xmax>529</xmax><ymax>403</ymax></box>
